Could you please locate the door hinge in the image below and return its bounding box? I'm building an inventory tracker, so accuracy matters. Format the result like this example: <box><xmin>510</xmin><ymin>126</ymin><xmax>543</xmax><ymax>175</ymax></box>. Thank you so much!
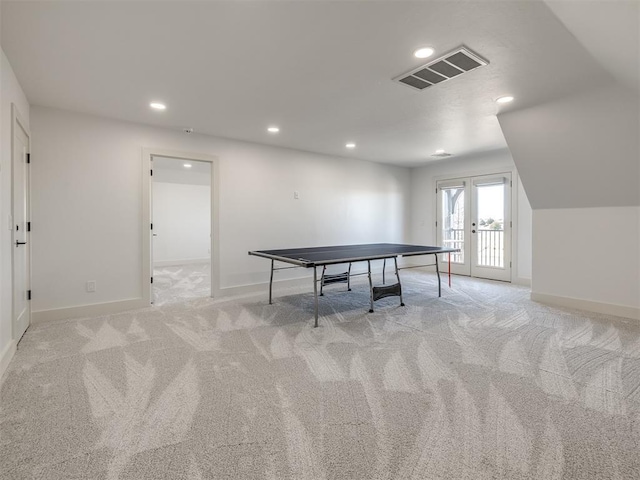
<box><xmin>510</xmin><ymin>221</ymin><xmax>512</xmax><ymax>228</ymax></box>
<box><xmin>150</xmin><ymin>223</ymin><xmax>153</xmax><ymax>230</ymax></box>
<box><xmin>27</xmin><ymin>290</ymin><xmax>31</xmax><ymax>300</ymax></box>
<box><xmin>27</xmin><ymin>222</ymin><xmax>31</xmax><ymax>232</ymax></box>
<box><xmin>150</xmin><ymin>169</ymin><xmax>153</xmax><ymax>176</ymax></box>
<box><xmin>510</xmin><ymin>180</ymin><xmax>512</xmax><ymax>187</ymax></box>
<box><xmin>151</xmin><ymin>277</ymin><xmax>153</xmax><ymax>284</ymax></box>
<box><xmin>510</xmin><ymin>261</ymin><xmax>512</xmax><ymax>268</ymax></box>
<box><xmin>435</xmin><ymin>221</ymin><xmax>438</xmax><ymax>227</ymax></box>
<box><xmin>26</xmin><ymin>153</ymin><xmax>31</xmax><ymax>164</ymax></box>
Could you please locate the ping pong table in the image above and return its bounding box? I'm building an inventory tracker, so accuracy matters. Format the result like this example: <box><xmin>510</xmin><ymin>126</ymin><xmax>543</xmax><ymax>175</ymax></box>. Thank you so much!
<box><xmin>248</xmin><ymin>243</ymin><xmax>459</xmax><ymax>327</ymax></box>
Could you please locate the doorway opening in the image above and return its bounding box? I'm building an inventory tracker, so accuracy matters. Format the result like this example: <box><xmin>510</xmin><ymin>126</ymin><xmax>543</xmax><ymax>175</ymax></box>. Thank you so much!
<box><xmin>436</xmin><ymin>172</ymin><xmax>512</xmax><ymax>282</ymax></box>
<box><xmin>151</xmin><ymin>156</ymin><xmax>212</xmax><ymax>305</ymax></box>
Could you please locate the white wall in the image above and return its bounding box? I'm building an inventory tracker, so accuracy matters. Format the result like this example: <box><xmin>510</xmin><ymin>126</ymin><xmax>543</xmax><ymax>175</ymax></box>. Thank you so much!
<box><xmin>532</xmin><ymin>207</ymin><xmax>640</xmax><ymax>317</ymax></box>
<box><xmin>410</xmin><ymin>149</ymin><xmax>533</xmax><ymax>285</ymax></box>
<box><xmin>153</xmin><ymin>182</ymin><xmax>211</xmax><ymax>265</ymax></box>
<box><xmin>30</xmin><ymin>106</ymin><xmax>411</xmax><ymax>315</ymax></box>
<box><xmin>1</xmin><ymin>49</ymin><xmax>30</xmax><ymax>375</ymax></box>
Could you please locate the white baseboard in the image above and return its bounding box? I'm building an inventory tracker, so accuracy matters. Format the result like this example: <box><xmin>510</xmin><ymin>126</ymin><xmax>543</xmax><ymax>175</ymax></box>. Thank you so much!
<box><xmin>0</xmin><ymin>339</ymin><xmax>17</xmax><ymax>383</ymax></box>
<box><xmin>31</xmin><ymin>298</ymin><xmax>150</xmax><ymax>324</ymax></box>
<box><xmin>154</xmin><ymin>258</ymin><xmax>210</xmax><ymax>268</ymax></box>
<box><xmin>531</xmin><ymin>292</ymin><xmax>640</xmax><ymax>321</ymax></box>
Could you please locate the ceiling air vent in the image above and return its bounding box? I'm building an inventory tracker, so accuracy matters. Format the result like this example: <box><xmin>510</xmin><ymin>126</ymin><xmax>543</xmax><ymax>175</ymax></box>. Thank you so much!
<box><xmin>431</xmin><ymin>152</ymin><xmax>452</xmax><ymax>158</ymax></box>
<box><xmin>394</xmin><ymin>46</ymin><xmax>488</xmax><ymax>91</ymax></box>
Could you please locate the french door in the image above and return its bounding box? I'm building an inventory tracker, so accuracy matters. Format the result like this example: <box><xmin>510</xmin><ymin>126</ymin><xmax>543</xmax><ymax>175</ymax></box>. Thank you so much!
<box><xmin>436</xmin><ymin>173</ymin><xmax>511</xmax><ymax>282</ymax></box>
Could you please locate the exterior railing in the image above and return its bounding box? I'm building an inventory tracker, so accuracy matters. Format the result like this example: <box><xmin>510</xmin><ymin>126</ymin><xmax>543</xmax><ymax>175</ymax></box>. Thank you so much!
<box><xmin>443</xmin><ymin>228</ymin><xmax>504</xmax><ymax>267</ymax></box>
<box><xmin>477</xmin><ymin>229</ymin><xmax>504</xmax><ymax>267</ymax></box>
<box><xmin>443</xmin><ymin>229</ymin><xmax>465</xmax><ymax>263</ymax></box>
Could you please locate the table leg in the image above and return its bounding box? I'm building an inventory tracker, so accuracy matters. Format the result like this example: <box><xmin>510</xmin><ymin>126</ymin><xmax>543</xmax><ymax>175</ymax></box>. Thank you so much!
<box><xmin>448</xmin><ymin>252</ymin><xmax>451</xmax><ymax>288</ymax></box>
<box><xmin>313</xmin><ymin>266</ymin><xmax>319</xmax><ymax>328</ymax></box>
<box><xmin>436</xmin><ymin>254</ymin><xmax>442</xmax><ymax>297</ymax></box>
<box><xmin>320</xmin><ymin>265</ymin><xmax>326</xmax><ymax>296</ymax></box>
<box><xmin>367</xmin><ymin>260</ymin><xmax>374</xmax><ymax>313</ymax></box>
<box><xmin>394</xmin><ymin>257</ymin><xmax>405</xmax><ymax>307</ymax></box>
<box><xmin>269</xmin><ymin>259</ymin><xmax>274</xmax><ymax>304</ymax></box>
<box><xmin>347</xmin><ymin>263</ymin><xmax>352</xmax><ymax>291</ymax></box>
<box><xmin>382</xmin><ymin>258</ymin><xmax>386</xmax><ymax>284</ymax></box>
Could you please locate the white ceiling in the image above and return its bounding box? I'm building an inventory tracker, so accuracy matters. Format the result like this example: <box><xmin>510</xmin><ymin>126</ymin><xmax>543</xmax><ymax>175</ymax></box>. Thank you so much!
<box><xmin>2</xmin><ymin>1</ymin><xmax>634</xmax><ymax>167</ymax></box>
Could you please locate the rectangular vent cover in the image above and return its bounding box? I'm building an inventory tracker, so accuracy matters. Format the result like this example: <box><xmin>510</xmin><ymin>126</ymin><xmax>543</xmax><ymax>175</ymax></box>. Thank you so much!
<box><xmin>394</xmin><ymin>46</ymin><xmax>488</xmax><ymax>91</ymax></box>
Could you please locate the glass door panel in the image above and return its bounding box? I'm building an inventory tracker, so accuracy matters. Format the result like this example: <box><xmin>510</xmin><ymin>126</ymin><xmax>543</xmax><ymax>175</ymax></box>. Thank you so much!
<box><xmin>437</xmin><ymin>180</ymin><xmax>470</xmax><ymax>276</ymax></box>
<box><xmin>442</xmin><ymin>187</ymin><xmax>465</xmax><ymax>263</ymax></box>
<box><xmin>471</xmin><ymin>174</ymin><xmax>511</xmax><ymax>281</ymax></box>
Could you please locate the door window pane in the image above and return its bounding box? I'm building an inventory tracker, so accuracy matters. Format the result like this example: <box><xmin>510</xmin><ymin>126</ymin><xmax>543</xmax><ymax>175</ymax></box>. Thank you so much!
<box><xmin>476</xmin><ymin>184</ymin><xmax>504</xmax><ymax>267</ymax></box>
<box><xmin>441</xmin><ymin>187</ymin><xmax>464</xmax><ymax>263</ymax></box>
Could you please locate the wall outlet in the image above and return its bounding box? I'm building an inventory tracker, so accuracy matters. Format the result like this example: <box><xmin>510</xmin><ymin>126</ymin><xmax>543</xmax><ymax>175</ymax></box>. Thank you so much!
<box><xmin>86</xmin><ymin>280</ymin><xmax>96</xmax><ymax>293</ymax></box>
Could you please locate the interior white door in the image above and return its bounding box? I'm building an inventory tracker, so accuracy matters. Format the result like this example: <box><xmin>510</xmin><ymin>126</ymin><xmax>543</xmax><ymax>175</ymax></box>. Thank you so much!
<box><xmin>13</xmin><ymin>114</ymin><xmax>31</xmax><ymax>341</ymax></box>
<box><xmin>437</xmin><ymin>172</ymin><xmax>512</xmax><ymax>282</ymax></box>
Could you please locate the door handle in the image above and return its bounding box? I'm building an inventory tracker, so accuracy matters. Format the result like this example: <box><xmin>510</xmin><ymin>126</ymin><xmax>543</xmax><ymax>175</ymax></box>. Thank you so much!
<box><xmin>471</xmin><ymin>230</ymin><xmax>476</xmax><ymax>233</ymax></box>
<box><xmin>15</xmin><ymin>241</ymin><xmax>27</xmax><ymax>246</ymax></box>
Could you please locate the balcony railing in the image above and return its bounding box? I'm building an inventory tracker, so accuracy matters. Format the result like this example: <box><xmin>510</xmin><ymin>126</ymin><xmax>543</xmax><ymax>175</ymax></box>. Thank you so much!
<box><xmin>443</xmin><ymin>229</ymin><xmax>465</xmax><ymax>263</ymax></box>
<box><xmin>442</xmin><ymin>228</ymin><xmax>504</xmax><ymax>268</ymax></box>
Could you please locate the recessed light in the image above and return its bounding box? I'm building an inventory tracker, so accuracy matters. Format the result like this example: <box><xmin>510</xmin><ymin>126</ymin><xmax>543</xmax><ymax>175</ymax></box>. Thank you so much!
<box><xmin>414</xmin><ymin>47</ymin><xmax>435</xmax><ymax>59</ymax></box>
<box><xmin>267</xmin><ymin>126</ymin><xmax>280</xmax><ymax>133</ymax></box>
<box><xmin>150</xmin><ymin>102</ymin><xmax>166</xmax><ymax>110</ymax></box>
<box><xmin>496</xmin><ymin>96</ymin><xmax>514</xmax><ymax>104</ymax></box>
<box><xmin>435</xmin><ymin>149</ymin><xmax>445</xmax><ymax>154</ymax></box>
<box><xmin>346</xmin><ymin>143</ymin><xmax>356</xmax><ymax>149</ymax></box>
<box><xmin>183</xmin><ymin>163</ymin><xmax>192</xmax><ymax>168</ymax></box>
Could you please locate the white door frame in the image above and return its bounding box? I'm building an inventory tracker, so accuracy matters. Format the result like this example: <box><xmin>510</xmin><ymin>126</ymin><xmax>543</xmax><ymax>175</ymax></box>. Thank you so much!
<box><xmin>11</xmin><ymin>103</ymin><xmax>31</xmax><ymax>341</ymax></box>
<box><xmin>141</xmin><ymin>148</ymin><xmax>220</xmax><ymax>305</ymax></box>
<box><xmin>434</xmin><ymin>167</ymin><xmax>519</xmax><ymax>282</ymax></box>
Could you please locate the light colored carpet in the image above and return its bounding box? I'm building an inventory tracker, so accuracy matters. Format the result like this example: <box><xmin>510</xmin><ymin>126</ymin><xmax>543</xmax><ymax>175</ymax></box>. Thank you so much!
<box><xmin>153</xmin><ymin>263</ymin><xmax>211</xmax><ymax>306</ymax></box>
<box><xmin>2</xmin><ymin>271</ymin><xmax>640</xmax><ymax>479</ymax></box>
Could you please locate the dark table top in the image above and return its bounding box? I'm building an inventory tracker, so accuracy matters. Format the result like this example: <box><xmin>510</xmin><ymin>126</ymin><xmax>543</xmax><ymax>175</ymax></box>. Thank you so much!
<box><xmin>248</xmin><ymin>243</ymin><xmax>459</xmax><ymax>267</ymax></box>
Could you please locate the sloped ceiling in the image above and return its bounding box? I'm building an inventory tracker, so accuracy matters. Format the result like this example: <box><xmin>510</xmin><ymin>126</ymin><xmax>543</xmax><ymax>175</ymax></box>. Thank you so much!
<box><xmin>498</xmin><ymin>83</ymin><xmax>639</xmax><ymax>209</ymax></box>
<box><xmin>544</xmin><ymin>0</ymin><xmax>639</xmax><ymax>92</ymax></box>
